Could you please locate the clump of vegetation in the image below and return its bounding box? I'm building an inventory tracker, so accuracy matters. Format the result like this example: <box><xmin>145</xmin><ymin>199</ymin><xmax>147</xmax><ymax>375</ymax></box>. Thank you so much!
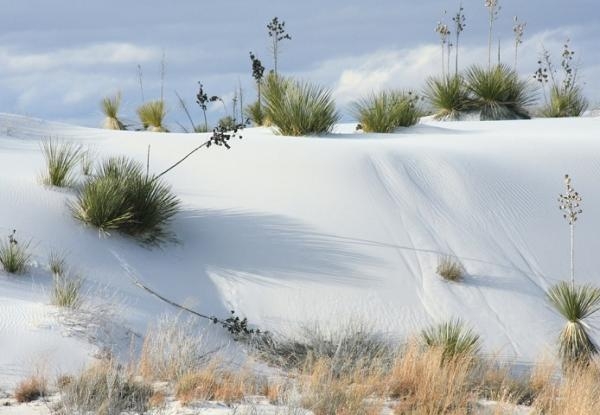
<box><xmin>262</xmin><ymin>74</ymin><xmax>339</xmax><ymax>136</ymax></box>
<box><xmin>55</xmin><ymin>360</ymin><xmax>152</xmax><ymax>414</ymax></box>
<box><xmin>535</xmin><ymin>41</ymin><xmax>588</xmax><ymax>117</ymax></box>
<box><xmin>547</xmin><ymin>281</ymin><xmax>600</xmax><ymax>366</ymax></box>
<box><xmin>217</xmin><ymin>115</ymin><xmax>237</xmax><ymax>131</ymax></box>
<box><xmin>421</xmin><ymin>318</ymin><xmax>481</xmax><ymax>361</ymax></box>
<box><xmin>436</xmin><ymin>256</ymin><xmax>465</xmax><ymax>281</ymax></box>
<box><xmin>51</xmin><ymin>273</ymin><xmax>82</xmax><ymax>309</ymax></box>
<box><xmin>466</xmin><ymin>64</ymin><xmax>535</xmax><ymax>120</ymax></box>
<box><xmin>137</xmin><ymin>100</ymin><xmax>168</xmax><ymax>132</ymax></box>
<box><xmin>352</xmin><ymin>90</ymin><xmax>420</xmax><ymax>132</ymax></box>
<box><xmin>0</xmin><ymin>230</ymin><xmax>31</xmax><ymax>274</ymax></box>
<box><xmin>70</xmin><ymin>156</ymin><xmax>180</xmax><ymax>244</ymax></box>
<box><xmin>41</xmin><ymin>139</ymin><xmax>82</xmax><ymax>187</ymax></box>
<box><xmin>425</xmin><ymin>75</ymin><xmax>474</xmax><ymax>120</ymax></box>
<box><xmin>14</xmin><ymin>375</ymin><xmax>47</xmax><ymax>403</ymax></box>
<box><xmin>101</xmin><ymin>92</ymin><xmax>125</xmax><ymax>130</ymax></box>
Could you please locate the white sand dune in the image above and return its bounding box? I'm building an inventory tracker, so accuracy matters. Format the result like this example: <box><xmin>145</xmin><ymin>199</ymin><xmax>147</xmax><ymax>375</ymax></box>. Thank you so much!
<box><xmin>0</xmin><ymin>113</ymin><xmax>599</xmax><ymax>393</ymax></box>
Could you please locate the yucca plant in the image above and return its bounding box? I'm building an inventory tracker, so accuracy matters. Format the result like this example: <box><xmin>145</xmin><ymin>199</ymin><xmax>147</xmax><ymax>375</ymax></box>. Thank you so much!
<box><xmin>541</xmin><ymin>85</ymin><xmax>588</xmax><ymax>118</ymax></box>
<box><xmin>547</xmin><ymin>282</ymin><xmax>600</xmax><ymax>366</ymax></box>
<box><xmin>351</xmin><ymin>90</ymin><xmax>420</xmax><ymax>133</ymax></box>
<box><xmin>262</xmin><ymin>74</ymin><xmax>339</xmax><ymax>136</ymax></box>
<box><xmin>424</xmin><ymin>75</ymin><xmax>474</xmax><ymax>120</ymax></box>
<box><xmin>137</xmin><ymin>100</ymin><xmax>168</xmax><ymax>132</ymax></box>
<box><xmin>421</xmin><ymin>318</ymin><xmax>481</xmax><ymax>361</ymax></box>
<box><xmin>244</xmin><ymin>101</ymin><xmax>266</xmax><ymax>126</ymax></box>
<box><xmin>466</xmin><ymin>64</ymin><xmax>535</xmax><ymax>120</ymax></box>
<box><xmin>71</xmin><ymin>157</ymin><xmax>180</xmax><ymax>244</ymax></box>
<box><xmin>41</xmin><ymin>139</ymin><xmax>82</xmax><ymax>187</ymax></box>
<box><xmin>51</xmin><ymin>273</ymin><xmax>82</xmax><ymax>309</ymax></box>
<box><xmin>0</xmin><ymin>230</ymin><xmax>31</xmax><ymax>274</ymax></box>
<box><xmin>101</xmin><ymin>93</ymin><xmax>125</xmax><ymax>130</ymax></box>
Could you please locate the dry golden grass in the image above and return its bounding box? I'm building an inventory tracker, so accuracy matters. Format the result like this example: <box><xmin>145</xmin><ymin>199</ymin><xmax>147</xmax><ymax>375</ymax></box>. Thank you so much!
<box><xmin>148</xmin><ymin>390</ymin><xmax>166</xmax><ymax>409</ymax></box>
<box><xmin>14</xmin><ymin>375</ymin><xmax>47</xmax><ymax>403</ymax></box>
<box><xmin>174</xmin><ymin>362</ymin><xmax>261</xmax><ymax>406</ymax></box>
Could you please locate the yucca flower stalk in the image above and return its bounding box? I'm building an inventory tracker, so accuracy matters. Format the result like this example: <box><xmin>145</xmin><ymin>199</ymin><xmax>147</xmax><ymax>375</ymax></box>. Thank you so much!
<box><xmin>452</xmin><ymin>4</ymin><xmax>466</xmax><ymax>76</ymax></box>
<box><xmin>547</xmin><ymin>282</ymin><xmax>600</xmax><ymax>366</ymax></box>
<box><xmin>267</xmin><ymin>17</ymin><xmax>291</xmax><ymax>75</ymax></box>
<box><xmin>558</xmin><ymin>174</ymin><xmax>582</xmax><ymax>288</ymax></box>
<box><xmin>485</xmin><ymin>0</ymin><xmax>501</xmax><ymax>68</ymax></box>
<box><xmin>512</xmin><ymin>16</ymin><xmax>526</xmax><ymax>70</ymax></box>
<box><xmin>435</xmin><ymin>14</ymin><xmax>451</xmax><ymax>78</ymax></box>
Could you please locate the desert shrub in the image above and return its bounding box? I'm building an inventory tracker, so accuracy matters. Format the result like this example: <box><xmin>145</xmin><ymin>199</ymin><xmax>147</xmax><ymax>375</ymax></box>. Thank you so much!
<box><xmin>138</xmin><ymin>316</ymin><xmax>210</xmax><ymax>382</ymax></box>
<box><xmin>541</xmin><ymin>85</ymin><xmax>588</xmax><ymax>117</ymax></box>
<box><xmin>101</xmin><ymin>93</ymin><xmax>125</xmax><ymax>130</ymax></box>
<box><xmin>421</xmin><ymin>318</ymin><xmax>481</xmax><ymax>361</ymax></box>
<box><xmin>466</xmin><ymin>64</ymin><xmax>535</xmax><ymax>120</ymax></box>
<box><xmin>0</xmin><ymin>230</ymin><xmax>31</xmax><ymax>274</ymax></box>
<box><xmin>41</xmin><ymin>138</ymin><xmax>82</xmax><ymax>187</ymax></box>
<box><xmin>51</xmin><ymin>273</ymin><xmax>82</xmax><ymax>309</ymax></box>
<box><xmin>48</xmin><ymin>250</ymin><xmax>67</xmax><ymax>276</ymax></box>
<box><xmin>244</xmin><ymin>101</ymin><xmax>266</xmax><ymax>126</ymax></box>
<box><xmin>70</xmin><ymin>156</ymin><xmax>180</xmax><ymax>244</ymax></box>
<box><xmin>137</xmin><ymin>100</ymin><xmax>168</xmax><ymax>132</ymax></box>
<box><xmin>14</xmin><ymin>376</ymin><xmax>47</xmax><ymax>403</ymax></box>
<box><xmin>436</xmin><ymin>256</ymin><xmax>465</xmax><ymax>282</ymax></box>
<box><xmin>55</xmin><ymin>360</ymin><xmax>152</xmax><ymax>415</ymax></box>
<box><xmin>262</xmin><ymin>74</ymin><xmax>340</xmax><ymax>136</ymax></box>
<box><xmin>175</xmin><ymin>363</ymin><xmax>260</xmax><ymax>405</ymax></box>
<box><xmin>424</xmin><ymin>74</ymin><xmax>474</xmax><ymax>120</ymax></box>
<box><xmin>388</xmin><ymin>341</ymin><xmax>475</xmax><ymax>413</ymax></box>
<box><xmin>547</xmin><ymin>281</ymin><xmax>600</xmax><ymax>366</ymax></box>
<box><xmin>351</xmin><ymin>90</ymin><xmax>420</xmax><ymax>133</ymax></box>
<box><xmin>217</xmin><ymin>115</ymin><xmax>237</xmax><ymax>131</ymax></box>
<box><xmin>254</xmin><ymin>323</ymin><xmax>393</xmax><ymax>375</ymax></box>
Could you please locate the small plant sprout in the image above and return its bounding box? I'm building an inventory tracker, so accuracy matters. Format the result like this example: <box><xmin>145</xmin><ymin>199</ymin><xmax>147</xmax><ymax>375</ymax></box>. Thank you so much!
<box><xmin>512</xmin><ymin>16</ymin><xmax>526</xmax><ymax>70</ymax></box>
<box><xmin>558</xmin><ymin>174</ymin><xmax>582</xmax><ymax>287</ymax></box>
<box><xmin>267</xmin><ymin>17</ymin><xmax>292</xmax><ymax>75</ymax></box>
<box><xmin>452</xmin><ymin>4</ymin><xmax>466</xmax><ymax>76</ymax></box>
<box><xmin>484</xmin><ymin>0</ymin><xmax>501</xmax><ymax>68</ymax></box>
<box><xmin>435</xmin><ymin>13</ymin><xmax>451</xmax><ymax>78</ymax></box>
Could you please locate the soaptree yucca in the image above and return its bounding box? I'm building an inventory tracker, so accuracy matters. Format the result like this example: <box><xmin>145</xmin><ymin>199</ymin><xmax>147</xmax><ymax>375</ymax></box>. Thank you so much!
<box><xmin>71</xmin><ymin>157</ymin><xmax>180</xmax><ymax>244</ymax></box>
<box><xmin>137</xmin><ymin>100</ymin><xmax>167</xmax><ymax>132</ymax></box>
<box><xmin>547</xmin><ymin>282</ymin><xmax>600</xmax><ymax>366</ymax></box>
<box><xmin>262</xmin><ymin>74</ymin><xmax>339</xmax><ymax>136</ymax></box>
<box><xmin>41</xmin><ymin>138</ymin><xmax>82</xmax><ymax>187</ymax></box>
<box><xmin>101</xmin><ymin>93</ymin><xmax>125</xmax><ymax>130</ymax></box>
<box><xmin>541</xmin><ymin>85</ymin><xmax>588</xmax><ymax>118</ymax></box>
<box><xmin>466</xmin><ymin>64</ymin><xmax>535</xmax><ymax>120</ymax></box>
<box><xmin>351</xmin><ymin>90</ymin><xmax>420</xmax><ymax>133</ymax></box>
<box><xmin>425</xmin><ymin>75</ymin><xmax>474</xmax><ymax>120</ymax></box>
<box><xmin>421</xmin><ymin>318</ymin><xmax>481</xmax><ymax>361</ymax></box>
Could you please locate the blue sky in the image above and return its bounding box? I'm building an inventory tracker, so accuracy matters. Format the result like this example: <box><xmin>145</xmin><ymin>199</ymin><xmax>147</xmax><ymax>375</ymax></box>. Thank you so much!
<box><xmin>0</xmin><ymin>0</ymin><xmax>598</xmax><ymax>129</ymax></box>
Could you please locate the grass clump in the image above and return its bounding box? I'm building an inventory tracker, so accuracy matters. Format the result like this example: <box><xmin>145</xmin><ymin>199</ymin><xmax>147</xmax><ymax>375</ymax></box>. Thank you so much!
<box><xmin>101</xmin><ymin>92</ymin><xmax>125</xmax><ymax>130</ymax></box>
<box><xmin>436</xmin><ymin>256</ymin><xmax>465</xmax><ymax>282</ymax></box>
<box><xmin>55</xmin><ymin>360</ymin><xmax>152</xmax><ymax>415</ymax></box>
<box><xmin>70</xmin><ymin>156</ymin><xmax>180</xmax><ymax>244</ymax></box>
<box><xmin>547</xmin><ymin>281</ymin><xmax>600</xmax><ymax>366</ymax></box>
<box><xmin>466</xmin><ymin>64</ymin><xmax>535</xmax><ymax>120</ymax></box>
<box><xmin>41</xmin><ymin>139</ymin><xmax>82</xmax><ymax>187</ymax></box>
<box><xmin>262</xmin><ymin>74</ymin><xmax>340</xmax><ymax>136</ymax></box>
<box><xmin>244</xmin><ymin>101</ymin><xmax>266</xmax><ymax>126</ymax></box>
<box><xmin>51</xmin><ymin>273</ymin><xmax>82</xmax><ymax>309</ymax></box>
<box><xmin>137</xmin><ymin>100</ymin><xmax>168</xmax><ymax>132</ymax></box>
<box><xmin>351</xmin><ymin>90</ymin><xmax>420</xmax><ymax>133</ymax></box>
<box><xmin>421</xmin><ymin>318</ymin><xmax>481</xmax><ymax>361</ymax></box>
<box><xmin>424</xmin><ymin>74</ymin><xmax>474</xmax><ymax>120</ymax></box>
<box><xmin>0</xmin><ymin>230</ymin><xmax>31</xmax><ymax>274</ymax></box>
<box><xmin>14</xmin><ymin>375</ymin><xmax>47</xmax><ymax>403</ymax></box>
<box><xmin>541</xmin><ymin>85</ymin><xmax>588</xmax><ymax>118</ymax></box>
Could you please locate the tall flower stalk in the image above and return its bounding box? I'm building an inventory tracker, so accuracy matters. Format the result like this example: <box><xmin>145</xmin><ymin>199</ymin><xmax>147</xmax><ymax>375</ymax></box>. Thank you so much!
<box><xmin>267</xmin><ymin>17</ymin><xmax>292</xmax><ymax>75</ymax></box>
<box><xmin>452</xmin><ymin>4</ymin><xmax>466</xmax><ymax>76</ymax></box>
<box><xmin>435</xmin><ymin>14</ymin><xmax>451</xmax><ymax>78</ymax></box>
<box><xmin>558</xmin><ymin>174</ymin><xmax>583</xmax><ymax>288</ymax></box>
<box><xmin>485</xmin><ymin>0</ymin><xmax>501</xmax><ymax>68</ymax></box>
<box><xmin>513</xmin><ymin>16</ymin><xmax>526</xmax><ymax>70</ymax></box>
